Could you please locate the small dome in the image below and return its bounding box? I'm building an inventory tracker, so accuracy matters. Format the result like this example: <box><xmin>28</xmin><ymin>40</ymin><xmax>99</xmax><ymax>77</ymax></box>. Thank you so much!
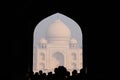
<box><xmin>40</xmin><ymin>38</ymin><xmax>47</xmax><ymax>44</ymax></box>
<box><xmin>47</xmin><ymin>19</ymin><xmax>71</xmax><ymax>38</ymax></box>
<box><xmin>70</xmin><ymin>38</ymin><xmax>78</xmax><ymax>44</ymax></box>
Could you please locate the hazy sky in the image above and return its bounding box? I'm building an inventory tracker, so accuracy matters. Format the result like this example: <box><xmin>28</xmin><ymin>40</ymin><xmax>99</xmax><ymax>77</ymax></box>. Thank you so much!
<box><xmin>33</xmin><ymin>13</ymin><xmax>82</xmax><ymax>48</ymax></box>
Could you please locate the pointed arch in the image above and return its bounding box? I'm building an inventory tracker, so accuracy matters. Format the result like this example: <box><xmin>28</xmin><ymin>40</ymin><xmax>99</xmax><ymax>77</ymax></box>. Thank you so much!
<box><xmin>33</xmin><ymin>13</ymin><xmax>83</xmax><ymax>73</ymax></box>
<box><xmin>33</xmin><ymin>13</ymin><xmax>82</xmax><ymax>48</ymax></box>
<box><xmin>53</xmin><ymin>52</ymin><xmax>64</xmax><ymax>66</ymax></box>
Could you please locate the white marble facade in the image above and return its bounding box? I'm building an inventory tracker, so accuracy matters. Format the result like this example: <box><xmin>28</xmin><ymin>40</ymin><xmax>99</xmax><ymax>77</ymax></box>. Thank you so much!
<box><xmin>33</xmin><ymin>13</ymin><xmax>83</xmax><ymax>74</ymax></box>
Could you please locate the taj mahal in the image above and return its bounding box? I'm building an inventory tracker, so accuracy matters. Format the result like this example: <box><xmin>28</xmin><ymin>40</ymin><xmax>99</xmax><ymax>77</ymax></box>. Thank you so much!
<box><xmin>33</xmin><ymin>13</ymin><xmax>83</xmax><ymax>74</ymax></box>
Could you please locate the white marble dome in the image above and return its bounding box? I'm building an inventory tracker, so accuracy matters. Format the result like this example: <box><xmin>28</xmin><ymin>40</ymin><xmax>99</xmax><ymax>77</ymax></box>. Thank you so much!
<box><xmin>47</xmin><ymin>19</ymin><xmax>71</xmax><ymax>38</ymax></box>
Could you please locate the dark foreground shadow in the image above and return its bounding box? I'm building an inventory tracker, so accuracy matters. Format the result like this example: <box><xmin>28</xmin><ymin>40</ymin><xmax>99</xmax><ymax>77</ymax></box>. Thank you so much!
<box><xmin>24</xmin><ymin>66</ymin><xmax>87</xmax><ymax>80</ymax></box>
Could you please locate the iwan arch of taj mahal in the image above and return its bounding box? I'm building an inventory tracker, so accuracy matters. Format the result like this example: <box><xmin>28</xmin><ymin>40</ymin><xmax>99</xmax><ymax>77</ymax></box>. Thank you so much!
<box><xmin>33</xmin><ymin>13</ymin><xmax>83</xmax><ymax>74</ymax></box>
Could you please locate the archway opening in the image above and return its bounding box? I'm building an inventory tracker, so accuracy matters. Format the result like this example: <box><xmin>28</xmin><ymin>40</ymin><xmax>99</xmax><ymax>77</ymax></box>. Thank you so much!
<box><xmin>33</xmin><ymin>13</ymin><xmax>83</xmax><ymax>73</ymax></box>
<box><xmin>53</xmin><ymin>52</ymin><xmax>64</xmax><ymax>66</ymax></box>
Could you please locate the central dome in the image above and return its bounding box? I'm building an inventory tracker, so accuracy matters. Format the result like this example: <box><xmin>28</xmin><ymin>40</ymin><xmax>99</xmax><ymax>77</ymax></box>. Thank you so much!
<box><xmin>47</xmin><ymin>19</ymin><xmax>71</xmax><ymax>38</ymax></box>
<box><xmin>47</xmin><ymin>19</ymin><xmax>71</xmax><ymax>44</ymax></box>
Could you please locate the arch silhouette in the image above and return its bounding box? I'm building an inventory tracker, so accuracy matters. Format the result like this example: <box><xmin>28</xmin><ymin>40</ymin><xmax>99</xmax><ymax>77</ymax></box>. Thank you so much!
<box><xmin>33</xmin><ymin>13</ymin><xmax>82</xmax><ymax>48</ymax></box>
<box><xmin>33</xmin><ymin>13</ymin><xmax>83</xmax><ymax>73</ymax></box>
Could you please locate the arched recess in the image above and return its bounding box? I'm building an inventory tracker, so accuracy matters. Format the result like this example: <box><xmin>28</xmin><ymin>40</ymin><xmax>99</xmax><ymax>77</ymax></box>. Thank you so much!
<box><xmin>53</xmin><ymin>52</ymin><xmax>64</xmax><ymax>66</ymax></box>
